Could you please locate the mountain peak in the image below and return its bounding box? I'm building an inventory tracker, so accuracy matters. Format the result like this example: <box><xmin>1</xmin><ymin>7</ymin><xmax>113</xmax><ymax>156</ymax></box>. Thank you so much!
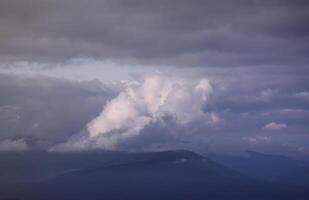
<box><xmin>131</xmin><ymin>150</ymin><xmax>204</xmax><ymax>164</ymax></box>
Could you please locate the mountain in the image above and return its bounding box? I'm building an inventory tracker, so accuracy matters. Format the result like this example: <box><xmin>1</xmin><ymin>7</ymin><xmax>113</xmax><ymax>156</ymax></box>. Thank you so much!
<box><xmin>209</xmin><ymin>150</ymin><xmax>309</xmax><ymax>197</ymax></box>
<box><xmin>1</xmin><ymin>150</ymin><xmax>308</xmax><ymax>200</ymax></box>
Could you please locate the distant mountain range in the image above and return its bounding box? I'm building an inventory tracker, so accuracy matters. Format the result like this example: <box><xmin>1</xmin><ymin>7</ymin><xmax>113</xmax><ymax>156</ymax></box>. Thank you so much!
<box><xmin>1</xmin><ymin>150</ymin><xmax>309</xmax><ymax>200</ymax></box>
<box><xmin>209</xmin><ymin>150</ymin><xmax>309</xmax><ymax>196</ymax></box>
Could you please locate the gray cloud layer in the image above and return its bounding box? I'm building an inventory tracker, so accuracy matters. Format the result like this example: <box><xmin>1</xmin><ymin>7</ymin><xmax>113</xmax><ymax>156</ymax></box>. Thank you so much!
<box><xmin>0</xmin><ymin>0</ymin><xmax>308</xmax><ymax>66</ymax></box>
<box><xmin>0</xmin><ymin>0</ymin><xmax>308</xmax><ymax>155</ymax></box>
<box><xmin>0</xmin><ymin>73</ymin><xmax>116</xmax><ymax>149</ymax></box>
<box><xmin>1</xmin><ymin>71</ymin><xmax>308</xmax><ymax>154</ymax></box>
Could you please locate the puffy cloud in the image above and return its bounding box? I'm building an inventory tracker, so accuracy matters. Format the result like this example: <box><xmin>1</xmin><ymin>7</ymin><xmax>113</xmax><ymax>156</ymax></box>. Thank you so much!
<box><xmin>51</xmin><ymin>75</ymin><xmax>216</xmax><ymax>151</ymax></box>
<box><xmin>264</xmin><ymin>122</ymin><xmax>287</xmax><ymax>130</ymax></box>
<box><xmin>0</xmin><ymin>139</ymin><xmax>28</xmax><ymax>151</ymax></box>
<box><xmin>245</xmin><ymin>135</ymin><xmax>272</xmax><ymax>144</ymax></box>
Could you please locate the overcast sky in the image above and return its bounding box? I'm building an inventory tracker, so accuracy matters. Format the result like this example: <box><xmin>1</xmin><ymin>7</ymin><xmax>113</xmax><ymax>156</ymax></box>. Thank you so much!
<box><xmin>0</xmin><ymin>0</ymin><xmax>308</xmax><ymax>155</ymax></box>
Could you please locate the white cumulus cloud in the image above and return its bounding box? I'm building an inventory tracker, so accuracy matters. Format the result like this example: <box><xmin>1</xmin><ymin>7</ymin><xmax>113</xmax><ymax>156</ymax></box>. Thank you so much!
<box><xmin>263</xmin><ymin>122</ymin><xmax>287</xmax><ymax>130</ymax></box>
<box><xmin>51</xmin><ymin>74</ymin><xmax>217</xmax><ymax>151</ymax></box>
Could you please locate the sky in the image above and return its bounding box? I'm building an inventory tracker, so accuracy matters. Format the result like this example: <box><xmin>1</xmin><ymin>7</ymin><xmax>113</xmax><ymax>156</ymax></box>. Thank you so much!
<box><xmin>0</xmin><ymin>0</ymin><xmax>309</xmax><ymax>155</ymax></box>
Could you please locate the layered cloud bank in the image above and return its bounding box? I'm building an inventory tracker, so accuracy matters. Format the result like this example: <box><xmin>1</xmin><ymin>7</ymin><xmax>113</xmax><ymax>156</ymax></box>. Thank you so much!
<box><xmin>1</xmin><ymin>0</ymin><xmax>308</xmax><ymax>67</ymax></box>
<box><xmin>0</xmin><ymin>139</ymin><xmax>28</xmax><ymax>152</ymax></box>
<box><xmin>1</xmin><ymin>71</ymin><xmax>309</xmax><ymax>154</ymax></box>
<box><xmin>0</xmin><ymin>0</ymin><xmax>309</xmax><ymax>155</ymax></box>
<box><xmin>51</xmin><ymin>75</ymin><xmax>217</xmax><ymax>151</ymax></box>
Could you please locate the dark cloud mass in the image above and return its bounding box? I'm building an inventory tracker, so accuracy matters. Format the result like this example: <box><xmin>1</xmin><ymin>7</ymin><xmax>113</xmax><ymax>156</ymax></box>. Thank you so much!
<box><xmin>0</xmin><ymin>73</ymin><xmax>116</xmax><ymax>149</ymax></box>
<box><xmin>0</xmin><ymin>0</ymin><xmax>308</xmax><ymax>66</ymax></box>
<box><xmin>0</xmin><ymin>0</ymin><xmax>308</xmax><ymax>155</ymax></box>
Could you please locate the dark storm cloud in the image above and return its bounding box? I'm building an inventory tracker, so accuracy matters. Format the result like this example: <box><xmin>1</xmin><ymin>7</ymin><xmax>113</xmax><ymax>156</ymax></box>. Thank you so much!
<box><xmin>0</xmin><ymin>0</ymin><xmax>308</xmax><ymax>66</ymax></box>
<box><xmin>0</xmin><ymin>0</ymin><xmax>309</xmax><ymax>155</ymax></box>
<box><xmin>0</xmin><ymin>73</ymin><xmax>116</xmax><ymax>149</ymax></box>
